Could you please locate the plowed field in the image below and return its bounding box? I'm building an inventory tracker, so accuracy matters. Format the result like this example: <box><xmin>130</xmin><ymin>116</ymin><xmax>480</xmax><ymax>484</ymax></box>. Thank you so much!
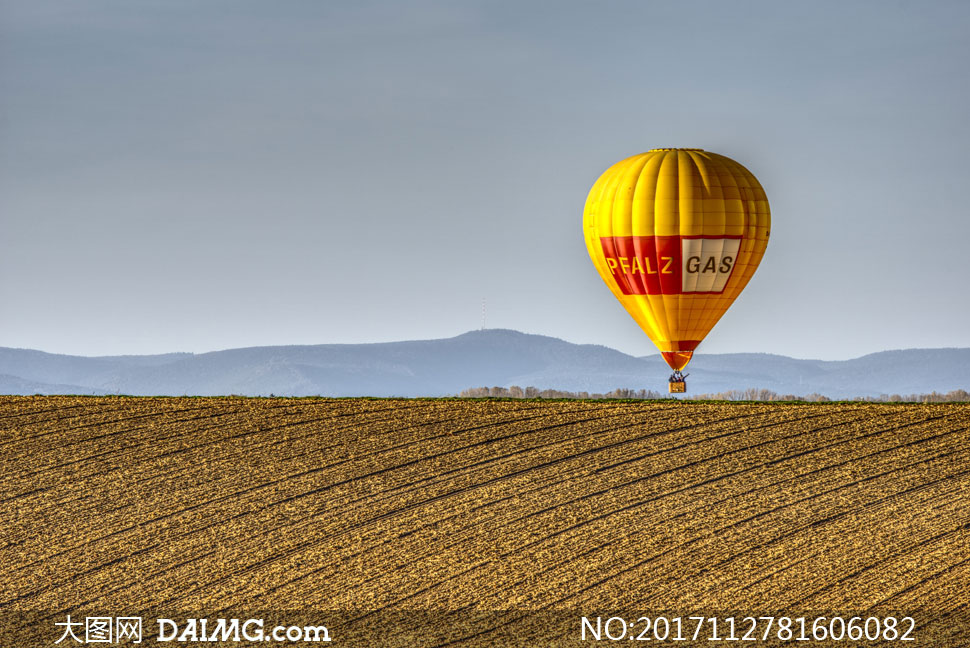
<box><xmin>2</xmin><ymin>396</ymin><xmax>969</xmax><ymax>646</ymax></box>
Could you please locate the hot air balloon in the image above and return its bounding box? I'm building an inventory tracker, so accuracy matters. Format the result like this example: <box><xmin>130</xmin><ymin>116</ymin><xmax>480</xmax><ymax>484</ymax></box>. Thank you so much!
<box><xmin>583</xmin><ymin>149</ymin><xmax>770</xmax><ymax>393</ymax></box>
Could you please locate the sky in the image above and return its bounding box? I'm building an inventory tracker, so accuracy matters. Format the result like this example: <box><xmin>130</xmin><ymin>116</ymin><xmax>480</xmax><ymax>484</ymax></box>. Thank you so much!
<box><xmin>1</xmin><ymin>0</ymin><xmax>969</xmax><ymax>360</ymax></box>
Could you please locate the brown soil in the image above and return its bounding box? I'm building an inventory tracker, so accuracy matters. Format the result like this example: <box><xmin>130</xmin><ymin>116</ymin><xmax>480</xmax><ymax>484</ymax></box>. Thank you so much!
<box><xmin>2</xmin><ymin>396</ymin><xmax>968</xmax><ymax>646</ymax></box>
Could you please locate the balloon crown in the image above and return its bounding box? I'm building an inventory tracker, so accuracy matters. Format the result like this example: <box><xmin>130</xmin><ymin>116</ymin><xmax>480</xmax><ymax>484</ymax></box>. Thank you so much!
<box><xmin>648</xmin><ymin>148</ymin><xmax>704</xmax><ymax>152</ymax></box>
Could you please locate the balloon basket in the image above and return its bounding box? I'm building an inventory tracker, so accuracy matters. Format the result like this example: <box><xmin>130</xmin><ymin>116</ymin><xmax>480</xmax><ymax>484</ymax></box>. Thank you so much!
<box><xmin>668</xmin><ymin>381</ymin><xmax>686</xmax><ymax>394</ymax></box>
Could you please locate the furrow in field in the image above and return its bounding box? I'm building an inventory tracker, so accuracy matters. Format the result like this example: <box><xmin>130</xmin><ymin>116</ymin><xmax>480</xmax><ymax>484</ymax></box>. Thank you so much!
<box><xmin>200</xmin><ymin>404</ymin><xmax>912</xmax><ymax>608</ymax></box>
<box><xmin>4</xmin><ymin>402</ymin><xmax>595</xmax><ymax>607</ymax></box>
<box><xmin>1</xmin><ymin>396</ymin><xmax>967</xmax><ymax>631</ymax></box>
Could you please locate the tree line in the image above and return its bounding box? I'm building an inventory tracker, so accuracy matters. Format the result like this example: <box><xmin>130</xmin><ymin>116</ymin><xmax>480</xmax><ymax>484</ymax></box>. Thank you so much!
<box><xmin>458</xmin><ymin>386</ymin><xmax>667</xmax><ymax>399</ymax></box>
<box><xmin>687</xmin><ymin>388</ymin><xmax>970</xmax><ymax>402</ymax></box>
<box><xmin>457</xmin><ymin>386</ymin><xmax>970</xmax><ymax>403</ymax></box>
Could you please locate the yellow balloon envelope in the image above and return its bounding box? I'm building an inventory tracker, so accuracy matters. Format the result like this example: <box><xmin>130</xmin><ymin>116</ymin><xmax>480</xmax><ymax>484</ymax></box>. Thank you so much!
<box><xmin>583</xmin><ymin>149</ymin><xmax>770</xmax><ymax>372</ymax></box>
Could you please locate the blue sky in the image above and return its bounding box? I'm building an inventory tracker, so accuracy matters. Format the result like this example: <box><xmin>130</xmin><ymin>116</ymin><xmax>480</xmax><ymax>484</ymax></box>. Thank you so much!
<box><xmin>2</xmin><ymin>1</ymin><xmax>968</xmax><ymax>359</ymax></box>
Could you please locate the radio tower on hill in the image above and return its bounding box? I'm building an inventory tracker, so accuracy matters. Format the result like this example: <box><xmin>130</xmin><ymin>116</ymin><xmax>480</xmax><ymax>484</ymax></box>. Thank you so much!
<box><xmin>481</xmin><ymin>298</ymin><xmax>486</xmax><ymax>331</ymax></box>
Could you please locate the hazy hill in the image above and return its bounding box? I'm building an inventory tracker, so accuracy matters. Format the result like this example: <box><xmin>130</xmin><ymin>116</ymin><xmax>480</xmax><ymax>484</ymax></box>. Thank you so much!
<box><xmin>0</xmin><ymin>330</ymin><xmax>967</xmax><ymax>398</ymax></box>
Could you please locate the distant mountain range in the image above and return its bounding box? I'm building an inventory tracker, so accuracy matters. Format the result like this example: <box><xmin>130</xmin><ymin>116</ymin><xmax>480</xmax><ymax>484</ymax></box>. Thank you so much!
<box><xmin>1</xmin><ymin>329</ymin><xmax>967</xmax><ymax>399</ymax></box>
